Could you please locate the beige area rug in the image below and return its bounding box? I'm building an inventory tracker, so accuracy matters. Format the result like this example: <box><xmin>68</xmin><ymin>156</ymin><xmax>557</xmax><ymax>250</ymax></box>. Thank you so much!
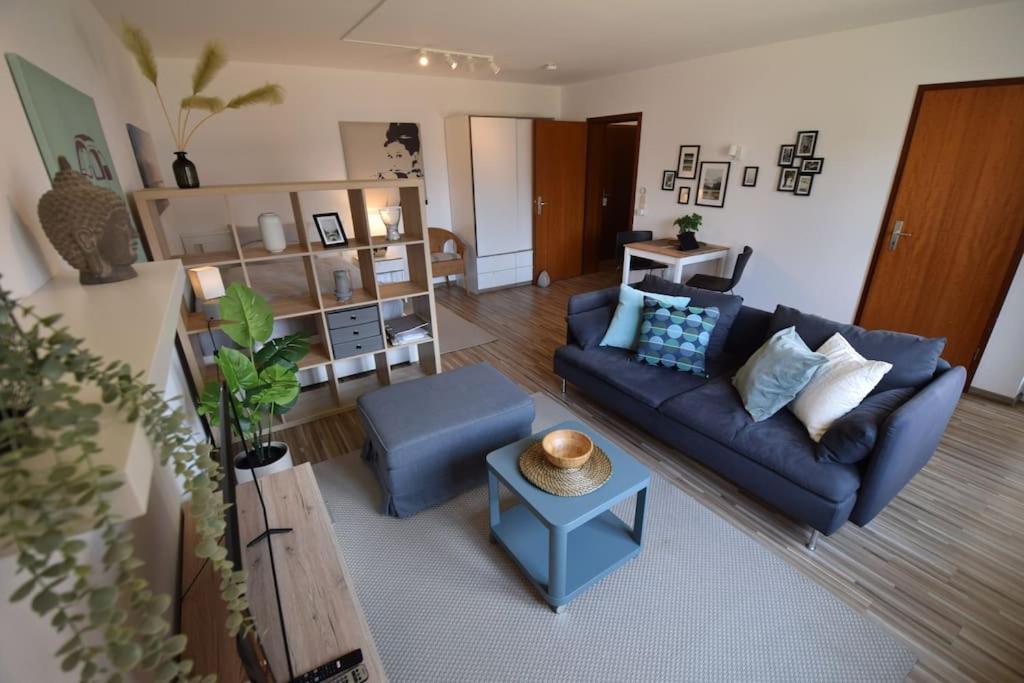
<box><xmin>312</xmin><ymin>393</ymin><xmax>916</xmax><ymax>682</ymax></box>
<box><xmin>435</xmin><ymin>305</ymin><xmax>498</xmax><ymax>354</ymax></box>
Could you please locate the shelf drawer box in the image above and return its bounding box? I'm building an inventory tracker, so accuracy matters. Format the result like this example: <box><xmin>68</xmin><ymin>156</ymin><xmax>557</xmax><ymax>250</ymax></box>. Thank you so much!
<box><xmin>327</xmin><ymin>305</ymin><xmax>379</xmax><ymax>329</ymax></box>
<box><xmin>332</xmin><ymin>336</ymin><xmax>383</xmax><ymax>360</ymax></box>
<box><xmin>329</xmin><ymin>321</ymin><xmax>380</xmax><ymax>344</ymax></box>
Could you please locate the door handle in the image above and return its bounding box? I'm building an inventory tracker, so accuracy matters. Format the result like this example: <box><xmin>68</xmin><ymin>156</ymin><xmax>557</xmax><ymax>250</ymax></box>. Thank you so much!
<box><xmin>535</xmin><ymin>196</ymin><xmax>547</xmax><ymax>216</ymax></box>
<box><xmin>888</xmin><ymin>219</ymin><xmax>913</xmax><ymax>251</ymax></box>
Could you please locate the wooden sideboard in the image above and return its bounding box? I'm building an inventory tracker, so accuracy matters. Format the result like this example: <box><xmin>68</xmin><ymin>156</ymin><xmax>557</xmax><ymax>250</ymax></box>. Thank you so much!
<box><xmin>180</xmin><ymin>463</ymin><xmax>386</xmax><ymax>681</ymax></box>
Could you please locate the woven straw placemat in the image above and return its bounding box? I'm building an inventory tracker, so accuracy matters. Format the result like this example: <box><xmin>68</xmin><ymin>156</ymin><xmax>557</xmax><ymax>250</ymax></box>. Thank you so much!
<box><xmin>518</xmin><ymin>441</ymin><xmax>612</xmax><ymax>496</ymax></box>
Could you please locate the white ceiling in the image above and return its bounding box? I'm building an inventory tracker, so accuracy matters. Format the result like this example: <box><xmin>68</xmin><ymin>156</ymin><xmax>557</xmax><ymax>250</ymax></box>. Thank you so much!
<box><xmin>91</xmin><ymin>0</ymin><xmax>1001</xmax><ymax>85</ymax></box>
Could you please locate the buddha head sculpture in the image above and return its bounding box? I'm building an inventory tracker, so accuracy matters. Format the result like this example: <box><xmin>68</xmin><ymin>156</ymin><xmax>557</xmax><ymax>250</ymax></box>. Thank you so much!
<box><xmin>37</xmin><ymin>156</ymin><xmax>137</xmax><ymax>285</ymax></box>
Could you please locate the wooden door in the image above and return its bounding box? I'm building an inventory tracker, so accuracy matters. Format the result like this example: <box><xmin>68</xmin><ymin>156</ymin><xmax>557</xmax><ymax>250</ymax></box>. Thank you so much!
<box><xmin>858</xmin><ymin>80</ymin><xmax>1024</xmax><ymax>379</ymax></box>
<box><xmin>533</xmin><ymin>120</ymin><xmax>587</xmax><ymax>282</ymax></box>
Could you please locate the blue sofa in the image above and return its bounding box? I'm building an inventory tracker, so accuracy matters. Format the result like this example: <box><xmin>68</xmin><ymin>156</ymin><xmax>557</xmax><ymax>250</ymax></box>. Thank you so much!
<box><xmin>553</xmin><ymin>276</ymin><xmax>966</xmax><ymax>546</ymax></box>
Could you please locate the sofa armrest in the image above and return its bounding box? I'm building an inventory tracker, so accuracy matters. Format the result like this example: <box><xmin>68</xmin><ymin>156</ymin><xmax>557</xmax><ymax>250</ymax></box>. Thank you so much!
<box><xmin>568</xmin><ymin>286</ymin><xmax>619</xmax><ymax>315</ymax></box>
<box><xmin>849</xmin><ymin>365</ymin><xmax>966</xmax><ymax>526</ymax></box>
<box><xmin>565</xmin><ymin>286</ymin><xmax>619</xmax><ymax>346</ymax></box>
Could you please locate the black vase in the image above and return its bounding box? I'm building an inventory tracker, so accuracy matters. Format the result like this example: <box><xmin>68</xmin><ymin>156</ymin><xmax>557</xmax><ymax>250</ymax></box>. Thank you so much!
<box><xmin>172</xmin><ymin>151</ymin><xmax>199</xmax><ymax>189</ymax></box>
<box><xmin>678</xmin><ymin>232</ymin><xmax>699</xmax><ymax>251</ymax></box>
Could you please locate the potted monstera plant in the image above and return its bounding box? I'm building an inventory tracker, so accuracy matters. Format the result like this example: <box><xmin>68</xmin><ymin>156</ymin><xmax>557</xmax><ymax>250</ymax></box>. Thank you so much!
<box><xmin>199</xmin><ymin>283</ymin><xmax>309</xmax><ymax>483</ymax></box>
<box><xmin>674</xmin><ymin>212</ymin><xmax>703</xmax><ymax>251</ymax></box>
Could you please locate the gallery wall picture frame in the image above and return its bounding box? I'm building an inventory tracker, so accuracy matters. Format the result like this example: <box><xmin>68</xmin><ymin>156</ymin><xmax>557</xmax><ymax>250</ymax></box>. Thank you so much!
<box><xmin>778</xmin><ymin>144</ymin><xmax>795</xmax><ymax>166</ymax></box>
<box><xmin>795</xmin><ymin>130</ymin><xmax>819</xmax><ymax>157</ymax></box>
<box><xmin>677</xmin><ymin>186</ymin><xmax>691</xmax><ymax>204</ymax></box>
<box><xmin>800</xmin><ymin>157</ymin><xmax>824</xmax><ymax>174</ymax></box>
<box><xmin>794</xmin><ymin>174</ymin><xmax>814</xmax><ymax>196</ymax></box>
<box><xmin>695</xmin><ymin>161</ymin><xmax>731</xmax><ymax>208</ymax></box>
<box><xmin>742</xmin><ymin>166</ymin><xmax>759</xmax><ymax>187</ymax></box>
<box><xmin>777</xmin><ymin>167</ymin><xmax>798</xmax><ymax>192</ymax></box>
<box><xmin>676</xmin><ymin>145</ymin><xmax>701</xmax><ymax>180</ymax></box>
<box><xmin>313</xmin><ymin>212</ymin><xmax>349</xmax><ymax>247</ymax></box>
<box><xmin>661</xmin><ymin>169</ymin><xmax>677</xmax><ymax>191</ymax></box>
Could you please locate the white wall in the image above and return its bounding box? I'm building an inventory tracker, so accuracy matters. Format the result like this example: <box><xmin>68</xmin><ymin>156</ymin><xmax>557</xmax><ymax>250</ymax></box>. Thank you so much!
<box><xmin>141</xmin><ymin>58</ymin><xmax>560</xmax><ymax>233</ymax></box>
<box><xmin>562</xmin><ymin>1</ymin><xmax>1024</xmax><ymax>397</ymax></box>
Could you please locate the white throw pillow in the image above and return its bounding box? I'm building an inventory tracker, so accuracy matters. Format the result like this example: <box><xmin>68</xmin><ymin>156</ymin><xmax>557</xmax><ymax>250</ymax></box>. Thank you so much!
<box><xmin>790</xmin><ymin>333</ymin><xmax>893</xmax><ymax>442</ymax></box>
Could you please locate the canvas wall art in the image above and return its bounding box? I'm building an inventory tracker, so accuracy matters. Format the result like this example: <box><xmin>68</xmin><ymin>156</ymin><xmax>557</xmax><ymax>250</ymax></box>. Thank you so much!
<box><xmin>6</xmin><ymin>53</ymin><xmax>145</xmax><ymax>259</ymax></box>
<box><xmin>126</xmin><ymin>124</ymin><xmax>169</xmax><ymax>214</ymax></box>
<box><xmin>338</xmin><ymin>121</ymin><xmax>424</xmax><ymax>181</ymax></box>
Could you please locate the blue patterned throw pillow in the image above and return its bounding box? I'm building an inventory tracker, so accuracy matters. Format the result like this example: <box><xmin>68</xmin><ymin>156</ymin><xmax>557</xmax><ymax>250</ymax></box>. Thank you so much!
<box><xmin>635</xmin><ymin>297</ymin><xmax>720</xmax><ymax>376</ymax></box>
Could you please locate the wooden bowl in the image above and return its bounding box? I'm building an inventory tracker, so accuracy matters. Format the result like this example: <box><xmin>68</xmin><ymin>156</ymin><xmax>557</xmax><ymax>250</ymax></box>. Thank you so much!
<box><xmin>541</xmin><ymin>429</ymin><xmax>594</xmax><ymax>470</ymax></box>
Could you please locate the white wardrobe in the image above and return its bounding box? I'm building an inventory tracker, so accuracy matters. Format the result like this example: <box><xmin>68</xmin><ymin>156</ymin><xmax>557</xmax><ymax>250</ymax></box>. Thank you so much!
<box><xmin>445</xmin><ymin>115</ymin><xmax>534</xmax><ymax>293</ymax></box>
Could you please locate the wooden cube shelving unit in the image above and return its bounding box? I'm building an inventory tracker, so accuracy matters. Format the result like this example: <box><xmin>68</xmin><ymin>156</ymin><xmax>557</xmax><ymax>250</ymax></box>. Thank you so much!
<box><xmin>131</xmin><ymin>178</ymin><xmax>441</xmax><ymax>429</ymax></box>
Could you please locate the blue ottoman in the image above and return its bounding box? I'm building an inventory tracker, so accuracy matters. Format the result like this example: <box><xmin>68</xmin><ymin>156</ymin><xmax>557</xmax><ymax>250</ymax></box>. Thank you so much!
<box><xmin>357</xmin><ymin>363</ymin><xmax>535</xmax><ymax>518</ymax></box>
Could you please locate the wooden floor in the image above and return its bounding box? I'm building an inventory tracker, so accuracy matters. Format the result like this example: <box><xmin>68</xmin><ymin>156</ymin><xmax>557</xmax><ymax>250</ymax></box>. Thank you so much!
<box><xmin>279</xmin><ymin>272</ymin><xmax>1024</xmax><ymax>682</ymax></box>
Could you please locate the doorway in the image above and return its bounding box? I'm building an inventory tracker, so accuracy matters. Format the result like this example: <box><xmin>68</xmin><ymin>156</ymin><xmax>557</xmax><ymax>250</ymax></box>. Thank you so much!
<box><xmin>582</xmin><ymin>113</ymin><xmax>642</xmax><ymax>274</ymax></box>
<box><xmin>856</xmin><ymin>78</ymin><xmax>1024</xmax><ymax>384</ymax></box>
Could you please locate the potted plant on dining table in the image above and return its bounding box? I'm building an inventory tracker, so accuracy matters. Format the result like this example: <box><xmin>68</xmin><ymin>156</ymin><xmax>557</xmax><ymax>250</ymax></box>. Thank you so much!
<box><xmin>673</xmin><ymin>212</ymin><xmax>703</xmax><ymax>251</ymax></box>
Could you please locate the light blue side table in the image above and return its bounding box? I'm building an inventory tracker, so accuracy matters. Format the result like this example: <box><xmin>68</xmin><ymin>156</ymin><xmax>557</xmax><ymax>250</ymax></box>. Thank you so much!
<box><xmin>486</xmin><ymin>420</ymin><xmax>651</xmax><ymax>613</ymax></box>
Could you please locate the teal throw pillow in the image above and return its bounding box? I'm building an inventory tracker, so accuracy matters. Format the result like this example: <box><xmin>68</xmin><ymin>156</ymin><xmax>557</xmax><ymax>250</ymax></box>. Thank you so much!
<box><xmin>600</xmin><ymin>284</ymin><xmax>690</xmax><ymax>350</ymax></box>
<box><xmin>635</xmin><ymin>298</ymin><xmax>719</xmax><ymax>377</ymax></box>
<box><xmin>732</xmin><ymin>326</ymin><xmax>828</xmax><ymax>422</ymax></box>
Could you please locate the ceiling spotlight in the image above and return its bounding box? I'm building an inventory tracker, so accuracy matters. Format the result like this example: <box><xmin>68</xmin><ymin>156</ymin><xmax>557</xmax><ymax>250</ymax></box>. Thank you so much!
<box><xmin>489</xmin><ymin>59</ymin><xmax>501</xmax><ymax>75</ymax></box>
<box><xmin>417</xmin><ymin>49</ymin><xmax>430</xmax><ymax>67</ymax></box>
<box><xmin>543</xmin><ymin>63</ymin><xmax>558</xmax><ymax>71</ymax></box>
<box><xmin>445</xmin><ymin>53</ymin><xmax>459</xmax><ymax>70</ymax></box>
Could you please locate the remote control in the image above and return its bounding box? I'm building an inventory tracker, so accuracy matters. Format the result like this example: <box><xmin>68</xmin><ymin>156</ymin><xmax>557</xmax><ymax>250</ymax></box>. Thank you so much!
<box><xmin>293</xmin><ymin>649</ymin><xmax>367</xmax><ymax>683</ymax></box>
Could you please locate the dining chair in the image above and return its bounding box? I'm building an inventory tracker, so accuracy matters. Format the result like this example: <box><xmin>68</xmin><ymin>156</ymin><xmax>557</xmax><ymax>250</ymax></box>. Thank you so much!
<box><xmin>685</xmin><ymin>245</ymin><xmax>753</xmax><ymax>293</ymax></box>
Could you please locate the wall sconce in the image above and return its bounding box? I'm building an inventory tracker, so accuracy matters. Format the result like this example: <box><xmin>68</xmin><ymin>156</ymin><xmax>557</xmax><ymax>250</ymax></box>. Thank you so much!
<box><xmin>728</xmin><ymin>144</ymin><xmax>744</xmax><ymax>160</ymax></box>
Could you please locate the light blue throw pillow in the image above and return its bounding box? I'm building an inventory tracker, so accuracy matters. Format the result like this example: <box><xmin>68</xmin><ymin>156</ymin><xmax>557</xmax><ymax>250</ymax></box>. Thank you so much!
<box><xmin>733</xmin><ymin>326</ymin><xmax>828</xmax><ymax>422</ymax></box>
<box><xmin>600</xmin><ymin>285</ymin><xmax>690</xmax><ymax>350</ymax></box>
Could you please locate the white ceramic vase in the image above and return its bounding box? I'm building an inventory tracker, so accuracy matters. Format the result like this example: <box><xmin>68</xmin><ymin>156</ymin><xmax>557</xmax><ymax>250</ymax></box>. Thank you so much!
<box><xmin>234</xmin><ymin>441</ymin><xmax>293</xmax><ymax>484</ymax></box>
<box><xmin>258</xmin><ymin>212</ymin><xmax>287</xmax><ymax>253</ymax></box>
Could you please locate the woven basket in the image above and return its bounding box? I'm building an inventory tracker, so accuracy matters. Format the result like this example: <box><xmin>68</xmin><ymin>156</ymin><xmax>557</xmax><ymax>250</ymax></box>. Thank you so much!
<box><xmin>518</xmin><ymin>441</ymin><xmax>612</xmax><ymax>496</ymax></box>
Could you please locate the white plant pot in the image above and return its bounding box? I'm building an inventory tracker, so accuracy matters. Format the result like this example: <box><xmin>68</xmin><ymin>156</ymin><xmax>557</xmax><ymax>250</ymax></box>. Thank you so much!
<box><xmin>234</xmin><ymin>441</ymin><xmax>293</xmax><ymax>484</ymax></box>
<box><xmin>258</xmin><ymin>212</ymin><xmax>287</xmax><ymax>254</ymax></box>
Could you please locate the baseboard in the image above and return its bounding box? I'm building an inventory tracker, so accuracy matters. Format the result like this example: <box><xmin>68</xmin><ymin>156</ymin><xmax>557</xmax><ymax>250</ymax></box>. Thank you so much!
<box><xmin>967</xmin><ymin>386</ymin><xmax>1018</xmax><ymax>405</ymax></box>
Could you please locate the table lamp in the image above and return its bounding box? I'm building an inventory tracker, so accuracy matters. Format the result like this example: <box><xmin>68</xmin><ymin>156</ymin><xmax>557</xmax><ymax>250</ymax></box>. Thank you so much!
<box><xmin>188</xmin><ymin>266</ymin><xmax>226</xmax><ymax>320</ymax></box>
<box><xmin>379</xmin><ymin>206</ymin><xmax>402</xmax><ymax>242</ymax></box>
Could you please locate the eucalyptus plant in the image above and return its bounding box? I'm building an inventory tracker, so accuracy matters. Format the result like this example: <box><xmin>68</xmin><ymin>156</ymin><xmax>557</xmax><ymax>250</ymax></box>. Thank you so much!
<box><xmin>197</xmin><ymin>283</ymin><xmax>309</xmax><ymax>466</ymax></box>
<box><xmin>0</xmin><ymin>280</ymin><xmax>249</xmax><ymax>682</ymax></box>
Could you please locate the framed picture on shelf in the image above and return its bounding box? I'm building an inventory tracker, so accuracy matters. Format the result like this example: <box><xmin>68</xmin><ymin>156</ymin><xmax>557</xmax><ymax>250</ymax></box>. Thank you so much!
<box><xmin>794</xmin><ymin>174</ymin><xmax>814</xmax><ymax>196</ymax></box>
<box><xmin>800</xmin><ymin>157</ymin><xmax>824</xmax><ymax>174</ymax></box>
<box><xmin>778</xmin><ymin>167</ymin><xmax>798</xmax><ymax>192</ymax></box>
<box><xmin>313</xmin><ymin>212</ymin><xmax>349</xmax><ymax>248</ymax></box>
<box><xmin>778</xmin><ymin>144</ymin><xmax>795</xmax><ymax>166</ymax></box>
<box><xmin>795</xmin><ymin>130</ymin><xmax>818</xmax><ymax>157</ymax></box>
<box><xmin>661</xmin><ymin>169</ymin><xmax>677</xmax><ymax>191</ymax></box>
<box><xmin>676</xmin><ymin>145</ymin><xmax>701</xmax><ymax>180</ymax></box>
<box><xmin>742</xmin><ymin>166</ymin><xmax>759</xmax><ymax>187</ymax></box>
<box><xmin>695</xmin><ymin>161</ymin><xmax>730</xmax><ymax>208</ymax></box>
<box><xmin>677</xmin><ymin>186</ymin><xmax>691</xmax><ymax>204</ymax></box>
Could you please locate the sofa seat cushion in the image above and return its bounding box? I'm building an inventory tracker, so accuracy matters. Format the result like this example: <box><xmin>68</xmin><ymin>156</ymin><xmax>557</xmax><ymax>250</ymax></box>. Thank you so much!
<box><xmin>769</xmin><ymin>305</ymin><xmax>945</xmax><ymax>392</ymax></box>
<box><xmin>659</xmin><ymin>378</ymin><xmax>860</xmax><ymax>502</ymax></box>
<box><xmin>556</xmin><ymin>345</ymin><xmax>714</xmax><ymax>407</ymax></box>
